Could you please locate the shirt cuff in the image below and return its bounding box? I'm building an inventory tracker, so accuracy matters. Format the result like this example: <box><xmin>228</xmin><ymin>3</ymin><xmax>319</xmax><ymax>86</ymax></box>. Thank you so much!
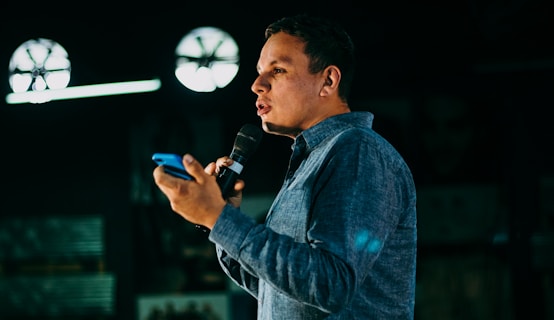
<box><xmin>208</xmin><ymin>203</ymin><xmax>257</xmax><ymax>258</ymax></box>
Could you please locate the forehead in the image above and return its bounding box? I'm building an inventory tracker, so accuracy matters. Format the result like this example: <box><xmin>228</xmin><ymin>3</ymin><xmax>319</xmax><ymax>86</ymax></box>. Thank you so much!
<box><xmin>258</xmin><ymin>32</ymin><xmax>308</xmax><ymax>67</ymax></box>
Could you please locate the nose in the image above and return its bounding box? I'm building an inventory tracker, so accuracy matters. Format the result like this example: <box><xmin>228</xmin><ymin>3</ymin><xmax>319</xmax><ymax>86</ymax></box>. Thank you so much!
<box><xmin>251</xmin><ymin>75</ymin><xmax>268</xmax><ymax>94</ymax></box>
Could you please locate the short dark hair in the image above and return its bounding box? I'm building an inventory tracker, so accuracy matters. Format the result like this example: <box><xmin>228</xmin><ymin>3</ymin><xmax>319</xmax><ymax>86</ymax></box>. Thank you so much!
<box><xmin>265</xmin><ymin>14</ymin><xmax>356</xmax><ymax>102</ymax></box>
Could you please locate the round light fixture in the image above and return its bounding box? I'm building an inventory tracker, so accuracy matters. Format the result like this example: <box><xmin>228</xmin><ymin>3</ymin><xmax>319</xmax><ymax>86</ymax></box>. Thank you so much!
<box><xmin>175</xmin><ymin>27</ymin><xmax>240</xmax><ymax>93</ymax></box>
<box><xmin>8</xmin><ymin>38</ymin><xmax>71</xmax><ymax>103</ymax></box>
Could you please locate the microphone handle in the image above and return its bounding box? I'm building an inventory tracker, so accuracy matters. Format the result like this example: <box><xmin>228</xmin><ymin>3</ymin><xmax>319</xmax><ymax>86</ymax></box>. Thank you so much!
<box><xmin>217</xmin><ymin>167</ymin><xmax>240</xmax><ymax>198</ymax></box>
<box><xmin>217</xmin><ymin>152</ymin><xmax>248</xmax><ymax>198</ymax></box>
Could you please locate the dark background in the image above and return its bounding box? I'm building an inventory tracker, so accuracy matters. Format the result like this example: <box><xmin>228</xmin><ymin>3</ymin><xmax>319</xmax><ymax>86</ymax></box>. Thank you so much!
<box><xmin>0</xmin><ymin>1</ymin><xmax>553</xmax><ymax>319</ymax></box>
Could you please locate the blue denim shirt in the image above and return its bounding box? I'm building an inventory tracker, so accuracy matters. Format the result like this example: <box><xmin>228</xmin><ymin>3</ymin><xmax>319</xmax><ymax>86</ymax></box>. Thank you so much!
<box><xmin>209</xmin><ymin>112</ymin><xmax>417</xmax><ymax>319</ymax></box>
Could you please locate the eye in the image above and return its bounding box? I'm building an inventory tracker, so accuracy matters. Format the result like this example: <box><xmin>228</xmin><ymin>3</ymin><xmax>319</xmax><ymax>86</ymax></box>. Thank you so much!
<box><xmin>273</xmin><ymin>68</ymin><xmax>285</xmax><ymax>74</ymax></box>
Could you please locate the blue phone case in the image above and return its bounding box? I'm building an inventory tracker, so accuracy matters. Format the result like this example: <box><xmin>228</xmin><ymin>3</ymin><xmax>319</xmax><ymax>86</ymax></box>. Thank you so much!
<box><xmin>152</xmin><ymin>153</ymin><xmax>193</xmax><ymax>180</ymax></box>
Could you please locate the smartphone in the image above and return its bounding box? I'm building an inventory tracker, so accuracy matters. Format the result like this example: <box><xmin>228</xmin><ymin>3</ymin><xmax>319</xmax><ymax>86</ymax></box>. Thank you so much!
<box><xmin>152</xmin><ymin>153</ymin><xmax>193</xmax><ymax>180</ymax></box>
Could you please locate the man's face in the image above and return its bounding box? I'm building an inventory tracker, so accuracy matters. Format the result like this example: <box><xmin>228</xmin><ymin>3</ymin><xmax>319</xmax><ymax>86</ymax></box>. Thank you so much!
<box><xmin>251</xmin><ymin>32</ymin><xmax>326</xmax><ymax>138</ymax></box>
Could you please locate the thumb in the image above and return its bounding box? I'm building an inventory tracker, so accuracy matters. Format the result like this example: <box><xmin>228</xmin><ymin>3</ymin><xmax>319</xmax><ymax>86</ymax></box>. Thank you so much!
<box><xmin>182</xmin><ymin>154</ymin><xmax>206</xmax><ymax>181</ymax></box>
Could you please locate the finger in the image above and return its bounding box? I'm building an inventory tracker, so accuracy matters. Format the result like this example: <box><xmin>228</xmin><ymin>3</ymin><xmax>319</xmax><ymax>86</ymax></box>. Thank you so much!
<box><xmin>215</xmin><ymin>156</ymin><xmax>233</xmax><ymax>170</ymax></box>
<box><xmin>153</xmin><ymin>166</ymin><xmax>178</xmax><ymax>194</ymax></box>
<box><xmin>234</xmin><ymin>179</ymin><xmax>245</xmax><ymax>192</ymax></box>
<box><xmin>182</xmin><ymin>154</ymin><xmax>207</xmax><ymax>182</ymax></box>
<box><xmin>205</xmin><ymin>162</ymin><xmax>217</xmax><ymax>175</ymax></box>
<box><xmin>153</xmin><ymin>165</ymin><xmax>171</xmax><ymax>184</ymax></box>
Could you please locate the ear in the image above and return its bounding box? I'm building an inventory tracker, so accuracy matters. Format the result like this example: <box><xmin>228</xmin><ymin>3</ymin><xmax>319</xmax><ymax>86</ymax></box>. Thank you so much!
<box><xmin>320</xmin><ymin>65</ymin><xmax>341</xmax><ymax>97</ymax></box>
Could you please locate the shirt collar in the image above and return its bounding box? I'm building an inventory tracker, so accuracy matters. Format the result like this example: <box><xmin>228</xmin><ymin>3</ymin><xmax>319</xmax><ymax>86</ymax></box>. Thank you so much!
<box><xmin>296</xmin><ymin>111</ymin><xmax>374</xmax><ymax>151</ymax></box>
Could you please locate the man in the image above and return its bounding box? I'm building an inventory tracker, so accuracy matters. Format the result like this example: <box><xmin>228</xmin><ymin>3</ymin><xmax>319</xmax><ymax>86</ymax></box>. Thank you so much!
<box><xmin>154</xmin><ymin>14</ymin><xmax>417</xmax><ymax>319</ymax></box>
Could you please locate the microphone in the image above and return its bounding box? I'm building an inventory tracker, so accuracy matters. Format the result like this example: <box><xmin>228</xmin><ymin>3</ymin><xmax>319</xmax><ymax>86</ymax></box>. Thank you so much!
<box><xmin>217</xmin><ymin>123</ymin><xmax>263</xmax><ymax>198</ymax></box>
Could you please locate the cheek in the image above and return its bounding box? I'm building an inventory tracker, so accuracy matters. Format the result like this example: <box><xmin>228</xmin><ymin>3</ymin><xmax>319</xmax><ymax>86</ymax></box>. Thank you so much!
<box><xmin>282</xmin><ymin>79</ymin><xmax>317</xmax><ymax>102</ymax></box>
<box><xmin>294</xmin><ymin>78</ymin><xmax>318</xmax><ymax>92</ymax></box>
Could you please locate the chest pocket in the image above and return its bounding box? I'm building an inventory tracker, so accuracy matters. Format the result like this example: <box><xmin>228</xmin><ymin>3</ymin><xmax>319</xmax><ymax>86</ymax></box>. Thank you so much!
<box><xmin>265</xmin><ymin>189</ymin><xmax>311</xmax><ymax>243</ymax></box>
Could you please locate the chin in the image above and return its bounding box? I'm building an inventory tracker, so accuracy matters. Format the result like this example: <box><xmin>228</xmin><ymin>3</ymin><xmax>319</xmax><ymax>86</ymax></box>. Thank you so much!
<box><xmin>263</xmin><ymin>122</ymin><xmax>300</xmax><ymax>138</ymax></box>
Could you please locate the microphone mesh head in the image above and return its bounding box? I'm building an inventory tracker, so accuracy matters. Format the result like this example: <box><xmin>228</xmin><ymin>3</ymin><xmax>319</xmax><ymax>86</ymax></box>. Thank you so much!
<box><xmin>232</xmin><ymin>124</ymin><xmax>263</xmax><ymax>160</ymax></box>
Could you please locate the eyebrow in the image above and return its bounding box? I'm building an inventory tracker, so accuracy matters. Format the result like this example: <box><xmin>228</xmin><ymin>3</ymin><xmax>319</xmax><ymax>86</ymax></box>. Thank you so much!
<box><xmin>256</xmin><ymin>55</ymin><xmax>294</xmax><ymax>73</ymax></box>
